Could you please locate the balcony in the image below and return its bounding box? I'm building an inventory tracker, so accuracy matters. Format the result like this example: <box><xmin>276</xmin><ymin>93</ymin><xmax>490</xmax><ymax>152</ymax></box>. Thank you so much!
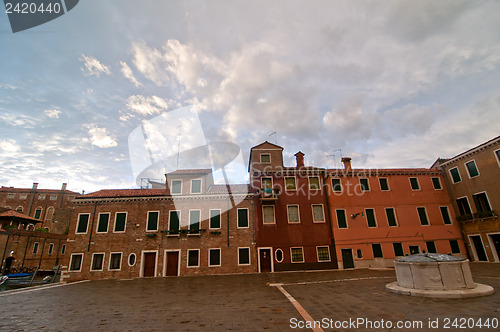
<box><xmin>456</xmin><ymin>210</ymin><xmax>496</xmax><ymax>223</ymax></box>
<box><xmin>259</xmin><ymin>187</ymin><xmax>280</xmax><ymax>203</ymax></box>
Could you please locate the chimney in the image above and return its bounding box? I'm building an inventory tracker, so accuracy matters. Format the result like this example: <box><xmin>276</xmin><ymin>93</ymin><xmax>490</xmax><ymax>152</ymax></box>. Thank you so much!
<box><xmin>341</xmin><ymin>157</ymin><xmax>352</xmax><ymax>172</ymax></box>
<box><xmin>61</xmin><ymin>183</ymin><xmax>67</xmax><ymax>191</ymax></box>
<box><xmin>32</xmin><ymin>183</ymin><xmax>38</xmax><ymax>190</ymax></box>
<box><xmin>295</xmin><ymin>151</ymin><xmax>305</xmax><ymax>168</ymax></box>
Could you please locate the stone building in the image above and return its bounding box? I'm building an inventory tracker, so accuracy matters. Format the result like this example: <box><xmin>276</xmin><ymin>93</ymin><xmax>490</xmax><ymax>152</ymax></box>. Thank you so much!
<box><xmin>433</xmin><ymin>135</ymin><xmax>500</xmax><ymax>262</ymax></box>
<box><xmin>0</xmin><ymin>183</ymin><xmax>80</xmax><ymax>234</ymax></box>
<box><xmin>61</xmin><ymin>170</ymin><xmax>256</xmax><ymax>282</ymax></box>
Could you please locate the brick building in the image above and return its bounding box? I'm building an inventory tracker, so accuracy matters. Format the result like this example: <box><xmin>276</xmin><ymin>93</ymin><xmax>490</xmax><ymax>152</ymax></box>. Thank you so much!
<box><xmin>61</xmin><ymin>170</ymin><xmax>256</xmax><ymax>282</ymax></box>
<box><xmin>249</xmin><ymin>142</ymin><xmax>337</xmax><ymax>272</ymax></box>
<box><xmin>433</xmin><ymin>135</ymin><xmax>500</xmax><ymax>262</ymax></box>
<box><xmin>0</xmin><ymin>183</ymin><xmax>80</xmax><ymax>234</ymax></box>
<box><xmin>326</xmin><ymin>158</ymin><xmax>466</xmax><ymax>269</ymax></box>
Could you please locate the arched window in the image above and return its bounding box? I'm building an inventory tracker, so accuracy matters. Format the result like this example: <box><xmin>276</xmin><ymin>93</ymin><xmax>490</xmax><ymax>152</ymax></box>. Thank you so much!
<box><xmin>34</xmin><ymin>207</ymin><xmax>43</xmax><ymax>219</ymax></box>
<box><xmin>26</xmin><ymin>223</ymin><xmax>35</xmax><ymax>231</ymax></box>
<box><xmin>45</xmin><ymin>207</ymin><xmax>55</xmax><ymax>220</ymax></box>
<box><xmin>16</xmin><ymin>206</ymin><xmax>23</xmax><ymax>212</ymax></box>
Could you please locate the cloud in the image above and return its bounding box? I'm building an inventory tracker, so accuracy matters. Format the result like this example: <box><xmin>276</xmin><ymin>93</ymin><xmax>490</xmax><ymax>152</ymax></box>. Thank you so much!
<box><xmin>0</xmin><ymin>113</ymin><xmax>36</xmax><ymax>128</ymax></box>
<box><xmin>44</xmin><ymin>109</ymin><xmax>61</xmax><ymax>119</ymax></box>
<box><xmin>120</xmin><ymin>95</ymin><xmax>172</xmax><ymax>121</ymax></box>
<box><xmin>120</xmin><ymin>61</ymin><xmax>142</xmax><ymax>87</ymax></box>
<box><xmin>80</xmin><ymin>54</ymin><xmax>111</xmax><ymax>77</ymax></box>
<box><xmin>0</xmin><ymin>139</ymin><xmax>20</xmax><ymax>152</ymax></box>
<box><xmin>87</xmin><ymin>126</ymin><xmax>117</xmax><ymax>148</ymax></box>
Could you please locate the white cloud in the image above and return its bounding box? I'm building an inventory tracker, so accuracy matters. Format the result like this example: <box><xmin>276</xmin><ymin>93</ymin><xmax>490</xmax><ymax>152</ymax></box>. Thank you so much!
<box><xmin>44</xmin><ymin>109</ymin><xmax>61</xmax><ymax>119</ymax></box>
<box><xmin>120</xmin><ymin>61</ymin><xmax>142</xmax><ymax>87</ymax></box>
<box><xmin>120</xmin><ymin>95</ymin><xmax>171</xmax><ymax>121</ymax></box>
<box><xmin>80</xmin><ymin>54</ymin><xmax>111</xmax><ymax>77</ymax></box>
<box><xmin>0</xmin><ymin>113</ymin><xmax>36</xmax><ymax>128</ymax></box>
<box><xmin>0</xmin><ymin>139</ymin><xmax>20</xmax><ymax>152</ymax></box>
<box><xmin>87</xmin><ymin>126</ymin><xmax>118</xmax><ymax>148</ymax></box>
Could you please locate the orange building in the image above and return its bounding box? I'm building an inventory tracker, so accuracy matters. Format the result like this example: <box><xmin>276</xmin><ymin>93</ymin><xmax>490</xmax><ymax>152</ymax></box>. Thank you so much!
<box><xmin>326</xmin><ymin>158</ymin><xmax>466</xmax><ymax>268</ymax></box>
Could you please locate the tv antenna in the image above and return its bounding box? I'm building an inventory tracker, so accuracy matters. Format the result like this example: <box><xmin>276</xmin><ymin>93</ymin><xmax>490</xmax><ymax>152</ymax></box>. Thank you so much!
<box><xmin>176</xmin><ymin>124</ymin><xmax>181</xmax><ymax>170</ymax></box>
<box><xmin>327</xmin><ymin>148</ymin><xmax>342</xmax><ymax>168</ymax></box>
<box><xmin>269</xmin><ymin>132</ymin><xmax>277</xmax><ymax>144</ymax></box>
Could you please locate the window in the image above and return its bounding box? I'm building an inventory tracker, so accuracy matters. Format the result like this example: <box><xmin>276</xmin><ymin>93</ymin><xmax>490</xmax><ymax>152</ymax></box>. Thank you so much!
<box><xmin>417</xmin><ymin>207</ymin><xmax>429</xmax><ymax>225</ymax></box>
<box><xmin>336</xmin><ymin>209</ymin><xmax>347</xmax><ymax>229</ymax></box>
<box><xmin>45</xmin><ymin>206</ymin><xmax>54</xmax><ymax>220</ymax></box>
<box><xmin>312</xmin><ymin>205</ymin><xmax>325</xmax><ymax>223</ymax></box>
<box><xmin>331</xmin><ymin>178</ymin><xmax>342</xmax><ymax>192</ymax></box>
<box><xmin>359</xmin><ymin>178</ymin><xmax>370</xmax><ymax>191</ymax></box>
<box><xmin>365</xmin><ymin>209</ymin><xmax>377</xmax><ymax>227</ymax></box>
<box><xmin>495</xmin><ymin>149</ymin><xmax>500</xmax><ymax>167</ymax></box>
<box><xmin>431</xmin><ymin>177</ymin><xmax>442</xmax><ymax>190</ymax></box>
<box><xmin>38</xmin><ymin>194</ymin><xmax>46</xmax><ymax>200</ymax></box>
<box><xmin>465</xmin><ymin>160</ymin><xmax>479</xmax><ymax>178</ymax></box>
<box><xmin>287</xmin><ymin>205</ymin><xmax>300</xmax><ymax>223</ymax></box>
<box><xmin>456</xmin><ymin>197</ymin><xmax>472</xmax><ymax>216</ymax></box>
<box><xmin>97</xmin><ymin>213</ymin><xmax>110</xmax><ymax>233</ymax></box>
<box><xmin>146</xmin><ymin>211</ymin><xmax>159</xmax><ymax>231</ymax></box>
<box><xmin>114</xmin><ymin>212</ymin><xmax>127</xmax><ymax>232</ymax></box>
<box><xmin>275</xmin><ymin>249</ymin><xmax>284</xmax><ymax>262</ymax></box>
<box><xmin>261</xmin><ymin>177</ymin><xmax>273</xmax><ymax>196</ymax></box>
<box><xmin>238</xmin><ymin>247</ymin><xmax>250</xmax><ymax>265</ymax></box>
<box><xmin>379</xmin><ymin>178</ymin><xmax>389</xmax><ymax>191</ymax></box>
<box><xmin>472</xmin><ymin>192</ymin><xmax>492</xmax><ymax>213</ymax></box>
<box><xmin>449</xmin><ymin>167</ymin><xmax>461</xmax><ymax>183</ymax></box>
<box><xmin>372</xmin><ymin>244</ymin><xmax>383</xmax><ymax>258</ymax></box>
<box><xmin>393</xmin><ymin>243</ymin><xmax>404</xmax><ymax>257</ymax></box>
<box><xmin>260</xmin><ymin>153</ymin><xmax>271</xmax><ymax>163</ymax></box>
<box><xmin>7</xmin><ymin>193</ymin><xmax>14</xmax><ymax>199</ymax></box>
<box><xmin>262</xmin><ymin>206</ymin><xmax>275</xmax><ymax>224</ymax></box>
<box><xmin>449</xmin><ymin>240</ymin><xmax>461</xmax><ymax>254</ymax></box>
<box><xmin>69</xmin><ymin>254</ymin><xmax>83</xmax><ymax>271</ymax></box>
<box><xmin>309</xmin><ymin>177</ymin><xmax>320</xmax><ymax>190</ymax></box>
<box><xmin>109</xmin><ymin>253</ymin><xmax>122</xmax><ymax>270</ymax></box>
<box><xmin>409</xmin><ymin>177</ymin><xmax>420</xmax><ymax>190</ymax></box>
<box><xmin>285</xmin><ymin>177</ymin><xmax>297</xmax><ymax>191</ymax></box>
<box><xmin>426</xmin><ymin>241</ymin><xmax>437</xmax><ymax>253</ymax></box>
<box><xmin>191</xmin><ymin>179</ymin><xmax>202</xmax><ymax>194</ymax></box>
<box><xmin>50</xmin><ymin>195</ymin><xmax>57</xmax><ymax>200</ymax></box>
<box><xmin>187</xmin><ymin>249</ymin><xmax>199</xmax><ymax>267</ymax></box>
<box><xmin>356</xmin><ymin>249</ymin><xmax>363</xmax><ymax>259</ymax></box>
<box><xmin>61</xmin><ymin>244</ymin><xmax>66</xmax><ymax>255</ymax></box>
<box><xmin>169</xmin><ymin>211</ymin><xmax>180</xmax><ymax>233</ymax></box>
<box><xmin>440</xmin><ymin>207</ymin><xmax>452</xmax><ymax>225</ymax></box>
<box><xmin>210</xmin><ymin>210</ymin><xmax>221</xmax><ymax>229</ymax></box>
<box><xmin>409</xmin><ymin>246</ymin><xmax>420</xmax><ymax>255</ymax></box>
<box><xmin>19</xmin><ymin>193</ymin><xmax>27</xmax><ymax>199</ymax></box>
<box><xmin>33</xmin><ymin>242</ymin><xmax>39</xmax><ymax>254</ymax></box>
<box><xmin>76</xmin><ymin>214</ymin><xmax>90</xmax><ymax>234</ymax></box>
<box><xmin>34</xmin><ymin>207</ymin><xmax>42</xmax><ymax>219</ymax></box>
<box><xmin>48</xmin><ymin>243</ymin><xmax>54</xmax><ymax>255</ymax></box>
<box><xmin>385</xmin><ymin>208</ymin><xmax>398</xmax><ymax>227</ymax></box>
<box><xmin>291</xmin><ymin>247</ymin><xmax>304</xmax><ymax>263</ymax></box>
<box><xmin>209</xmin><ymin>248</ymin><xmax>221</xmax><ymax>267</ymax></box>
<box><xmin>237</xmin><ymin>209</ymin><xmax>249</xmax><ymax>228</ymax></box>
<box><xmin>189</xmin><ymin>210</ymin><xmax>201</xmax><ymax>233</ymax></box>
<box><xmin>171</xmin><ymin>180</ymin><xmax>182</xmax><ymax>194</ymax></box>
<box><xmin>91</xmin><ymin>253</ymin><xmax>105</xmax><ymax>271</ymax></box>
<box><xmin>16</xmin><ymin>206</ymin><xmax>23</xmax><ymax>212</ymax></box>
<box><xmin>317</xmin><ymin>246</ymin><xmax>331</xmax><ymax>262</ymax></box>
<box><xmin>128</xmin><ymin>253</ymin><xmax>136</xmax><ymax>266</ymax></box>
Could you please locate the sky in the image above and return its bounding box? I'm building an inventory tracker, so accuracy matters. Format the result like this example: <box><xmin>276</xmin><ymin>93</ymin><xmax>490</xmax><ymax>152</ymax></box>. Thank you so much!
<box><xmin>0</xmin><ymin>0</ymin><xmax>499</xmax><ymax>194</ymax></box>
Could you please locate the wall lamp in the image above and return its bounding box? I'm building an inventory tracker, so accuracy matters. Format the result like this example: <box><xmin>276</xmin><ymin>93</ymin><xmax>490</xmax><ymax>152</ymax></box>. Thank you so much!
<box><xmin>351</xmin><ymin>212</ymin><xmax>364</xmax><ymax>219</ymax></box>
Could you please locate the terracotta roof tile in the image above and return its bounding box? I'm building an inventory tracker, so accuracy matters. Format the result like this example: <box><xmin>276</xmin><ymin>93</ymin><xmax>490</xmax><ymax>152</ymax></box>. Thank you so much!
<box><xmin>167</xmin><ymin>169</ymin><xmax>212</xmax><ymax>175</ymax></box>
<box><xmin>206</xmin><ymin>184</ymin><xmax>253</xmax><ymax>194</ymax></box>
<box><xmin>0</xmin><ymin>208</ymin><xmax>41</xmax><ymax>222</ymax></box>
<box><xmin>78</xmin><ymin>189</ymin><xmax>166</xmax><ymax>199</ymax></box>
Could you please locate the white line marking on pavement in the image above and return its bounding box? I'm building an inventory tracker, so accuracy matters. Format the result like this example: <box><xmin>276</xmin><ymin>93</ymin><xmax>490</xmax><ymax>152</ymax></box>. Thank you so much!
<box><xmin>275</xmin><ymin>276</ymin><xmax>394</xmax><ymax>287</ymax></box>
<box><xmin>0</xmin><ymin>280</ymin><xmax>89</xmax><ymax>297</ymax></box>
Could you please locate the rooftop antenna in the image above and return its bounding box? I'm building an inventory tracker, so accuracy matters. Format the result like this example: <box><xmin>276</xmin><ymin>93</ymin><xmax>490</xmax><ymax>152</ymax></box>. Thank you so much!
<box><xmin>269</xmin><ymin>132</ymin><xmax>277</xmax><ymax>145</ymax></box>
<box><xmin>176</xmin><ymin>124</ymin><xmax>181</xmax><ymax>170</ymax></box>
<box><xmin>327</xmin><ymin>148</ymin><xmax>342</xmax><ymax>168</ymax></box>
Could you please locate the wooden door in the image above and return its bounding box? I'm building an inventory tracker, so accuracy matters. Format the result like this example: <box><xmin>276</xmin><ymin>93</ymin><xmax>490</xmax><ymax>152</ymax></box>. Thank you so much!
<box><xmin>143</xmin><ymin>252</ymin><xmax>156</xmax><ymax>277</ymax></box>
<box><xmin>166</xmin><ymin>252</ymin><xmax>179</xmax><ymax>276</ymax></box>
<box><xmin>259</xmin><ymin>249</ymin><xmax>272</xmax><ymax>272</ymax></box>
<box><xmin>341</xmin><ymin>249</ymin><xmax>354</xmax><ymax>269</ymax></box>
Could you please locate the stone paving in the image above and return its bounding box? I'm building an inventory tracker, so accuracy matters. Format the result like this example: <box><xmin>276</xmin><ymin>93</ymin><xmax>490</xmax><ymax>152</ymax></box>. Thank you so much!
<box><xmin>0</xmin><ymin>263</ymin><xmax>498</xmax><ymax>331</ymax></box>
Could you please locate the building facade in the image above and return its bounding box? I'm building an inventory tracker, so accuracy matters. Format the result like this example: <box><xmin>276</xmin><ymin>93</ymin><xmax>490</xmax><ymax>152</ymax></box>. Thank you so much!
<box><xmin>61</xmin><ymin>170</ymin><xmax>256</xmax><ymax>282</ymax></box>
<box><xmin>434</xmin><ymin>136</ymin><xmax>500</xmax><ymax>262</ymax></box>
<box><xmin>326</xmin><ymin>158</ymin><xmax>466</xmax><ymax>269</ymax></box>
<box><xmin>0</xmin><ymin>183</ymin><xmax>80</xmax><ymax>234</ymax></box>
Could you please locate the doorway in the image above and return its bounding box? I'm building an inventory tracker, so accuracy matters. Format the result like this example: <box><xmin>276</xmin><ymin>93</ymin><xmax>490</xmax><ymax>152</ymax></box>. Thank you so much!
<box><xmin>470</xmin><ymin>235</ymin><xmax>488</xmax><ymax>261</ymax></box>
<box><xmin>259</xmin><ymin>248</ymin><xmax>272</xmax><ymax>272</ymax></box>
<box><xmin>165</xmin><ymin>251</ymin><xmax>179</xmax><ymax>276</ymax></box>
<box><xmin>143</xmin><ymin>252</ymin><xmax>157</xmax><ymax>277</ymax></box>
<box><xmin>489</xmin><ymin>234</ymin><xmax>500</xmax><ymax>262</ymax></box>
<box><xmin>4</xmin><ymin>256</ymin><xmax>15</xmax><ymax>274</ymax></box>
<box><xmin>341</xmin><ymin>249</ymin><xmax>354</xmax><ymax>269</ymax></box>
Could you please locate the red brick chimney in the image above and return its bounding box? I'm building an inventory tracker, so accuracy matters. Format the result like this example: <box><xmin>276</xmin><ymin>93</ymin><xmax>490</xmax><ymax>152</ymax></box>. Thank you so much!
<box><xmin>295</xmin><ymin>151</ymin><xmax>305</xmax><ymax>168</ymax></box>
<box><xmin>341</xmin><ymin>157</ymin><xmax>352</xmax><ymax>172</ymax></box>
<box><xmin>32</xmin><ymin>182</ymin><xmax>38</xmax><ymax>190</ymax></box>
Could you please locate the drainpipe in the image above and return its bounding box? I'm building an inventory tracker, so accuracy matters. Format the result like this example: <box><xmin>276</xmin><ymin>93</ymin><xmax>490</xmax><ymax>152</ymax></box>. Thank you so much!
<box><xmin>87</xmin><ymin>201</ymin><xmax>98</xmax><ymax>252</ymax></box>
<box><xmin>322</xmin><ymin>170</ymin><xmax>338</xmax><ymax>269</ymax></box>
<box><xmin>227</xmin><ymin>186</ymin><xmax>231</xmax><ymax>247</ymax></box>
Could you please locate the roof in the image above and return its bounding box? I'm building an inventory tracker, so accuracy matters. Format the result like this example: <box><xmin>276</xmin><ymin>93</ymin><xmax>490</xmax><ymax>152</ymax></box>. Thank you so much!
<box><xmin>206</xmin><ymin>184</ymin><xmax>253</xmax><ymax>194</ymax></box>
<box><xmin>435</xmin><ymin>135</ymin><xmax>500</xmax><ymax>167</ymax></box>
<box><xmin>0</xmin><ymin>187</ymin><xmax>80</xmax><ymax>195</ymax></box>
<box><xmin>77</xmin><ymin>189</ymin><xmax>166</xmax><ymax>199</ymax></box>
<box><xmin>167</xmin><ymin>169</ymin><xmax>212</xmax><ymax>175</ymax></box>
<box><xmin>0</xmin><ymin>208</ymin><xmax>41</xmax><ymax>223</ymax></box>
<box><xmin>326</xmin><ymin>168</ymin><xmax>442</xmax><ymax>176</ymax></box>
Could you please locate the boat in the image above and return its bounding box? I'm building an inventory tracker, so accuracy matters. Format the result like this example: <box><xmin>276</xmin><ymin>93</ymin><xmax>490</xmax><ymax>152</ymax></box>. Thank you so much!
<box><xmin>6</xmin><ymin>272</ymin><xmax>34</xmax><ymax>280</ymax></box>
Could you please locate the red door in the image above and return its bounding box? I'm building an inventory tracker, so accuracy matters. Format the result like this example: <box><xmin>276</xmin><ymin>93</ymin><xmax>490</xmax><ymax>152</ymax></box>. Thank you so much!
<box><xmin>143</xmin><ymin>252</ymin><xmax>156</xmax><ymax>277</ymax></box>
<box><xmin>259</xmin><ymin>249</ymin><xmax>272</xmax><ymax>272</ymax></box>
<box><xmin>166</xmin><ymin>252</ymin><xmax>179</xmax><ymax>276</ymax></box>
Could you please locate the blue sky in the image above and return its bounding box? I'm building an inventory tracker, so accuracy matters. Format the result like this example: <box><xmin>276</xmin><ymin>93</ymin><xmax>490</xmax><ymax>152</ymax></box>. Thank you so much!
<box><xmin>1</xmin><ymin>0</ymin><xmax>499</xmax><ymax>193</ymax></box>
